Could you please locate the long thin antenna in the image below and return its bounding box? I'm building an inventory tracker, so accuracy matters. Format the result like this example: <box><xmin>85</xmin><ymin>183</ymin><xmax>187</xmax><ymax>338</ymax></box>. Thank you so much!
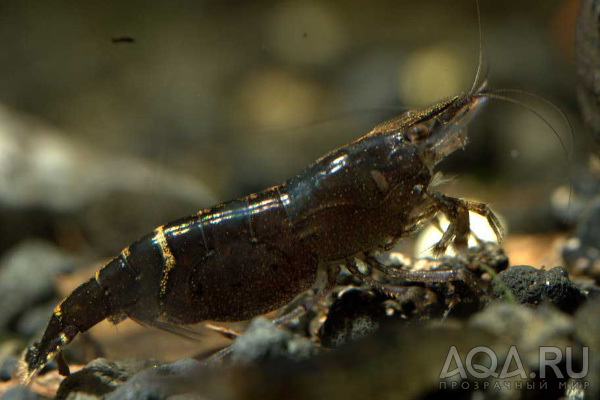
<box><xmin>487</xmin><ymin>88</ymin><xmax>574</xmax><ymax>161</ymax></box>
<box><xmin>473</xmin><ymin>92</ymin><xmax>573</xmax><ymax>210</ymax></box>
<box><xmin>469</xmin><ymin>0</ymin><xmax>485</xmax><ymax>95</ymax></box>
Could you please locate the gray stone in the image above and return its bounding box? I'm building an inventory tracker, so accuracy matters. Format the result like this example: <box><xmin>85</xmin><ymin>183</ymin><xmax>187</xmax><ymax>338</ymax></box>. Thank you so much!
<box><xmin>0</xmin><ymin>240</ymin><xmax>74</xmax><ymax>332</ymax></box>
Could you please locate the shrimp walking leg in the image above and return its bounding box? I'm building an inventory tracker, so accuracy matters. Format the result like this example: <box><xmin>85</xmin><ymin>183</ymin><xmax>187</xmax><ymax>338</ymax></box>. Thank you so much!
<box><xmin>346</xmin><ymin>255</ymin><xmax>483</xmax><ymax>297</ymax></box>
<box><xmin>273</xmin><ymin>264</ymin><xmax>340</xmax><ymax>326</ymax></box>
<box><xmin>428</xmin><ymin>192</ymin><xmax>503</xmax><ymax>256</ymax></box>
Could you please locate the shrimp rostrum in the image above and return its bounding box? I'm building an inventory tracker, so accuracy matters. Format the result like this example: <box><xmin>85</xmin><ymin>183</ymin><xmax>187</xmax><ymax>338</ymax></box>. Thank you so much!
<box><xmin>21</xmin><ymin>88</ymin><xmax>504</xmax><ymax>384</ymax></box>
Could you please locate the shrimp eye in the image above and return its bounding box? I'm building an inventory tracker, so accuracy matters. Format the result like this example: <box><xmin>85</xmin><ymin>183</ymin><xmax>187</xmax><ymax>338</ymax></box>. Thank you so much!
<box><xmin>405</xmin><ymin>123</ymin><xmax>430</xmax><ymax>142</ymax></box>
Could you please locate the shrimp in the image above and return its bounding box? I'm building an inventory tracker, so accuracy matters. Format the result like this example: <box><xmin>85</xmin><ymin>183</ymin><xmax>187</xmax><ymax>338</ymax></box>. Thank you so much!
<box><xmin>20</xmin><ymin>83</ymin><xmax>506</xmax><ymax>384</ymax></box>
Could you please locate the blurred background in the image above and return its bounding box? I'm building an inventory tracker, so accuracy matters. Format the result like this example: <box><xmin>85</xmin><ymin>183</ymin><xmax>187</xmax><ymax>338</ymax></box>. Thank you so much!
<box><xmin>0</xmin><ymin>0</ymin><xmax>587</xmax><ymax>374</ymax></box>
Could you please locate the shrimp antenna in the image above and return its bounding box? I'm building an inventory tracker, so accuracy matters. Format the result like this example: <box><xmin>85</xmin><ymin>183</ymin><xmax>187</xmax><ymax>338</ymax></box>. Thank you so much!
<box><xmin>487</xmin><ymin>88</ymin><xmax>574</xmax><ymax>161</ymax></box>
<box><xmin>473</xmin><ymin>91</ymin><xmax>573</xmax><ymax>211</ymax></box>
<box><xmin>469</xmin><ymin>0</ymin><xmax>486</xmax><ymax>95</ymax></box>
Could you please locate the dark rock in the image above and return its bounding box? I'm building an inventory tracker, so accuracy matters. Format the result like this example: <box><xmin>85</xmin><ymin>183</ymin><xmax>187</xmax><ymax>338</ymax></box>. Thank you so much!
<box><xmin>491</xmin><ymin>265</ymin><xmax>545</xmax><ymax>304</ymax></box>
<box><xmin>544</xmin><ymin>267</ymin><xmax>587</xmax><ymax>312</ymax></box>
<box><xmin>466</xmin><ymin>242</ymin><xmax>509</xmax><ymax>275</ymax></box>
<box><xmin>0</xmin><ymin>386</ymin><xmax>40</xmax><ymax>400</ymax></box>
<box><xmin>491</xmin><ymin>265</ymin><xmax>586</xmax><ymax>312</ymax></box>
<box><xmin>0</xmin><ymin>240</ymin><xmax>75</xmax><ymax>333</ymax></box>
<box><xmin>319</xmin><ymin>288</ymin><xmax>385</xmax><ymax>348</ymax></box>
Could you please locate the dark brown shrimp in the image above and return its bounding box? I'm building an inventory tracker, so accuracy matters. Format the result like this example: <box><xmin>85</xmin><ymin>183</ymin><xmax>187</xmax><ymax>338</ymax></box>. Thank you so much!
<box><xmin>20</xmin><ymin>86</ymin><xmax>507</xmax><ymax>384</ymax></box>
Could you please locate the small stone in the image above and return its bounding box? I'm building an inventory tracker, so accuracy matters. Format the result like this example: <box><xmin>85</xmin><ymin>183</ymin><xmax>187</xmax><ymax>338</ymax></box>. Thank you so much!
<box><xmin>105</xmin><ymin>358</ymin><xmax>205</xmax><ymax>400</ymax></box>
<box><xmin>466</xmin><ymin>242</ymin><xmax>509</xmax><ymax>274</ymax></box>
<box><xmin>318</xmin><ymin>288</ymin><xmax>385</xmax><ymax>348</ymax></box>
<box><xmin>0</xmin><ymin>240</ymin><xmax>75</xmax><ymax>333</ymax></box>
<box><xmin>0</xmin><ymin>356</ymin><xmax>18</xmax><ymax>381</ymax></box>
<box><xmin>0</xmin><ymin>386</ymin><xmax>40</xmax><ymax>400</ymax></box>
<box><xmin>55</xmin><ymin>358</ymin><xmax>158</xmax><ymax>400</ymax></box>
<box><xmin>491</xmin><ymin>265</ymin><xmax>546</xmax><ymax>303</ymax></box>
<box><xmin>544</xmin><ymin>267</ymin><xmax>587</xmax><ymax>312</ymax></box>
<box><xmin>490</xmin><ymin>265</ymin><xmax>586</xmax><ymax>312</ymax></box>
<box><xmin>231</xmin><ymin>317</ymin><xmax>317</xmax><ymax>364</ymax></box>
